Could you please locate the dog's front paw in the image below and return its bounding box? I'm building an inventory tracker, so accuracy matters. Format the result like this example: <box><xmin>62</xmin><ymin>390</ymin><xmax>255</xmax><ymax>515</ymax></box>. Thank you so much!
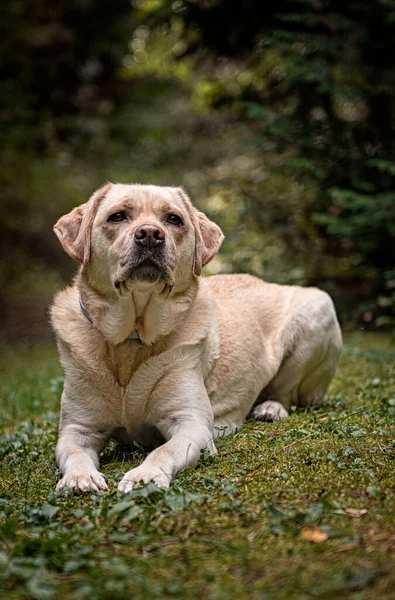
<box><xmin>56</xmin><ymin>470</ymin><xmax>108</xmax><ymax>493</ymax></box>
<box><xmin>118</xmin><ymin>465</ymin><xmax>171</xmax><ymax>493</ymax></box>
<box><xmin>252</xmin><ymin>400</ymin><xmax>289</xmax><ymax>422</ymax></box>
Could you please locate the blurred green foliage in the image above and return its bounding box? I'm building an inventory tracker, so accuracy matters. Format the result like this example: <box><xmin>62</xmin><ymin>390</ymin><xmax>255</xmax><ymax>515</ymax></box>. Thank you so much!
<box><xmin>1</xmin><ymin>0</ymin><xmax>395</xmax><ymax>338</ymax></box>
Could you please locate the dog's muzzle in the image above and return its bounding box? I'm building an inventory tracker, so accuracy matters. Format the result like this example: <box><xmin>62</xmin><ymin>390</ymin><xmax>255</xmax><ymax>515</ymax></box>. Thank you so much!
<box><xmin>114</xmin><ymin>225</ymin><xmax>168</xmax><ymax>289</ymax></box>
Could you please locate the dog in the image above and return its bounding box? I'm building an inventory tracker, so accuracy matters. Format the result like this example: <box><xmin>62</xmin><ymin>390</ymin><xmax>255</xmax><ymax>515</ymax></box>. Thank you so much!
<box><xmin>51</xmin><ymin>183</ymin><xmax>342</xmax><ymax>492</ymax></box>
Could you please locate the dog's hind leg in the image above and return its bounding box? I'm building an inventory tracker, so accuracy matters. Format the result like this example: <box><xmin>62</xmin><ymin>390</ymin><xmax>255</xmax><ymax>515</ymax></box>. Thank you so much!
<box><xmin>251</xmin><ymin>333</ymin><xmax>341</xmax><ymax>422</ymax></box>
<box><xmin>252</xmin><ymin>289</ymin><xmax>342</xmax><ymax>422</ymax></box>
<box><xmin>251</xmin><ymin>400</ymin><xmax>289</xmax><ymax>422</ymax></box>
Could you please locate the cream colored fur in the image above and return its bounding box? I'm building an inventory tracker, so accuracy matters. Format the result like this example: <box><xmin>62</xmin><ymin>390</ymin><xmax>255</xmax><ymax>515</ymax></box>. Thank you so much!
<box><xmin>51</xmin><ymin>184</ymin><xmax>342</xmax><ymax>492</ymax></box>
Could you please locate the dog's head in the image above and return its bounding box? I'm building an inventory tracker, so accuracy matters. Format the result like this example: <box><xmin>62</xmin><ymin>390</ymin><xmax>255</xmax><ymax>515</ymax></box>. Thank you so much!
<box><xmin>54</xmin><ymin>184</ymin><xmax>224</xmax><ymax>294</ymax></box>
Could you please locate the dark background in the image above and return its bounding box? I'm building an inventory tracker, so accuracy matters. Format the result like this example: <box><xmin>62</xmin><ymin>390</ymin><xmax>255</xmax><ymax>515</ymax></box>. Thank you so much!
<box><xmin>1</xmin><ymin>0</ymin><xmax>394</xmax><ymax>342</ymax></box>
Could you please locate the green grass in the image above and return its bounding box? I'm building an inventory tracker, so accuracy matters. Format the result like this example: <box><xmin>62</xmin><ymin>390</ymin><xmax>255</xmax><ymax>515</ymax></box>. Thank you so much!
<box><xmin>0</xmin><ymin>332</ymin><xmax>394</xmax><ymax>599</ymax></box>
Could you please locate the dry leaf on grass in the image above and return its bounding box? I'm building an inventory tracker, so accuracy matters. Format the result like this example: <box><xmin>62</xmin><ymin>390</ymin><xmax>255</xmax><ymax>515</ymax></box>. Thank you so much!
<box><xmin>345</xmin><ymin>508</ymin><xmax>368</xmax><ymax>518</ymax></box>
<box><xmin>301</xmin><ymin>525</ymin><xmax>328</xmax><ymax>543</ymax></box>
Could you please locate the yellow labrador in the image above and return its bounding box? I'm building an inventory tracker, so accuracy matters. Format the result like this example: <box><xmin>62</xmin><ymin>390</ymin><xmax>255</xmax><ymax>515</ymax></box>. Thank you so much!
<box><xmin>51</xmin><ymin>184</ymin><xmax>342</xmax><ymax>492</ymax></box>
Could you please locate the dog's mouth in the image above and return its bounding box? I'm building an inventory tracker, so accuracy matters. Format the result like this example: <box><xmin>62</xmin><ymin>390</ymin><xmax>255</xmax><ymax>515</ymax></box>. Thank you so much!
<box><xmin>114</xmin><ymin>257</ymin><xmax>168</xmax><ymax>291</ymax></box>
<box><xmin>130</xmin><ymin>258</ymin><xmax>164</xmax><ymax>281</ymax></box>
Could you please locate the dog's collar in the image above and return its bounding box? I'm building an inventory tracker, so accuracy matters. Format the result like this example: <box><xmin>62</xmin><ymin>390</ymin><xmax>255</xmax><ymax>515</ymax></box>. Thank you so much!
<box><xmin>79</xmin><ymin>294</ymin><xmax>142</xmax><ymax>343</ymax></box>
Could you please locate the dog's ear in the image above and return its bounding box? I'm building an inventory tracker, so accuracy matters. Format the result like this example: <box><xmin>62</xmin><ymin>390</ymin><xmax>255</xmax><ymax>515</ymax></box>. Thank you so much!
<box><xmin>177</xmin><ymin>189</ymin><xmax>224</xmax><ymax>275</ymax></box>
<box><xmin>54</xmin><ymin>183</ymin><xmax>112</xmax><ymax>264</ymax></box>
<box><xmin>194</xmin><ymin>210</ymin><xmax>225</xmax><ymax>274</ymax></box>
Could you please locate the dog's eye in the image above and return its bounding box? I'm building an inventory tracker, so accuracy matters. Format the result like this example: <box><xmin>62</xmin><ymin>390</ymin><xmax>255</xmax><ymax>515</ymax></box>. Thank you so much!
<box><xmin>108</xmin><ymin>211</ymin><xmax>127</xmax><ymax>223</ymax></box>
<box><xmin>167</xmin><ymin>214</ymin><xmax>183</xmax><ymax>226</ymax></box>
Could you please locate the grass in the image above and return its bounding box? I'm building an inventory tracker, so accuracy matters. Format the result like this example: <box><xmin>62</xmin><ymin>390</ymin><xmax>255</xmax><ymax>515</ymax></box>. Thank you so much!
<box><xmin>0</xmin><ymin>331</ymin><xmax>394</xmax><ymax>599</ymax></box>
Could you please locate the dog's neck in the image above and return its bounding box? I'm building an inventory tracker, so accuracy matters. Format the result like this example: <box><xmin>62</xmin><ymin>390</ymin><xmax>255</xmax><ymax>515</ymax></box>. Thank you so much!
<box><xmin>77</xmin><ymin>270</ymin><xmax>198</xmax><ymax>346</ymax></box>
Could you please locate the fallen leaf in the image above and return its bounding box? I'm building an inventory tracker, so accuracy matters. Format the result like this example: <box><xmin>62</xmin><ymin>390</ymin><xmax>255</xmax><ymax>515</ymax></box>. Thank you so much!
<box><xmin>345</xmin><ymin>508</ymin><xmax>368</xmax><ymax>518</ymax></box>
<box><xmin>301</xmin><ymin>525</ymin><xmax>328</xmax><ymax>543</ymax></box>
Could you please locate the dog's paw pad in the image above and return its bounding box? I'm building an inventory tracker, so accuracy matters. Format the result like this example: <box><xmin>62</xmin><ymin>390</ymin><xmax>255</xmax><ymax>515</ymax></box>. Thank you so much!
<box><xmin>56</xmin><ymin>471</ymin><xmax>108</xmax><ymax>493</ymax></box>
<box><xmin>252</xmin><ymin>401</ymin><xmax>289</xmax><ymax>422</ymax></box>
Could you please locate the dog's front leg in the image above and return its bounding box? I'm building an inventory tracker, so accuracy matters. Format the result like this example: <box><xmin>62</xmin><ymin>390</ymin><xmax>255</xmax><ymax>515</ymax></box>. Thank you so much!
<box><xmin>56</xmin><ymin>423</ymin><xmax>109</xmax><ymax>492</ymax></box>
<box><xmin>118</xmin><ymin>371</ymin><xmax>217</xmax><ymax>492</ymax></box>
<box><xmin>118</xmin><ymin>421</ymin><xmax>216</xmax><ymax>492</ymax></box>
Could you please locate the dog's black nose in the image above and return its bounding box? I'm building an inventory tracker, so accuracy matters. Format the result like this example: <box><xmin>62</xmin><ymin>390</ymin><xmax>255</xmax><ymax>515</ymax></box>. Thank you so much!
<box><xmin>134</xmin><ymin>225</ymin><xmax>165</xmax><ymax>248</ymax></box>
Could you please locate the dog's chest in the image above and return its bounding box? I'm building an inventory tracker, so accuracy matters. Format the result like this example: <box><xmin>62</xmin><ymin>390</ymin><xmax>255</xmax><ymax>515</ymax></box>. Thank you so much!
<box><xmin>93</xmin><ymin>342</ymin><xmax>170</xmax><ymax>431</ymax></box>
<box><xmin>78</xmin><ymin>336</ymin><xmax>205</xmax><ymax>432</ymax></box>
<box><xmin>116</xmin><ymin>384</ymin><xmax>147</xmax><ymax>431</ymax></box>
<box><xmin>105</xmin><ymin>341</ymin><xmax>148</xmax><ymax>388</ymax></box>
